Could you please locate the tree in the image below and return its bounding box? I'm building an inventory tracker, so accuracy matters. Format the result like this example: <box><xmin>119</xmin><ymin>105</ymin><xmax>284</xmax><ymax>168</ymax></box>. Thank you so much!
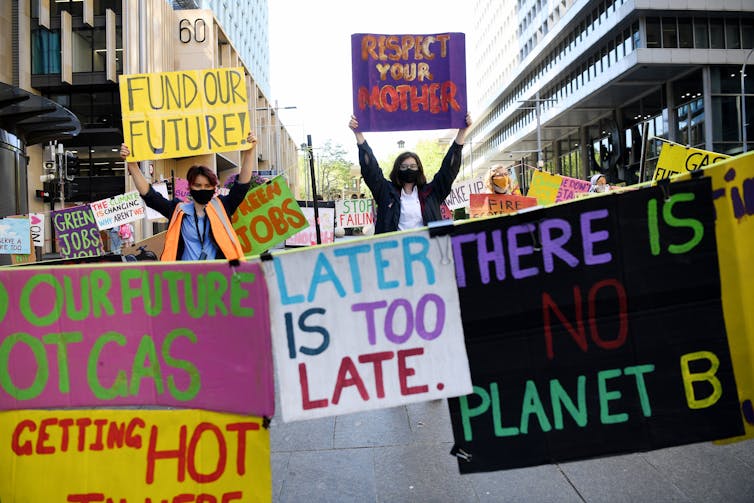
<box><xmin>308</xmin><ymin>140</ymin><xmax>356</xmax><ymax>200</ymax></box>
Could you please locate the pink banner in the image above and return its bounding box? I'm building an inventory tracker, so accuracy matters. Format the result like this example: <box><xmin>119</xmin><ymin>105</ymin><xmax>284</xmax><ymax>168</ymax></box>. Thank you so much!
<box><xmin>0</xmin><ymin>261</ymin><xmax>273</xmax><ymax>416</ymax></box>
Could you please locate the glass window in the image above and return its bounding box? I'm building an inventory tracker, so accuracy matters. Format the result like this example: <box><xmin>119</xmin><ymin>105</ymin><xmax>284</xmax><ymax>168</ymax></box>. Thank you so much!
<box><xmin>72</xmin><ymin>27</ymin><xmax>94</xmax><ymax>73</ymax></box>
<box><xmin>743</xmin><ymin>19</ymin><xmax>754</xmax><ymax>49</ymax></box>
<box><xmin>694</xmin><ymin>18</ymin><xmax>709</xmax><ymax>48</ymax></box>
<box><xmin>710</xmin><ymin>19</ymin><xmax>724</xmax><ymax>49</ymax></box>
<box><xmin>678</xmin><ymin>18</ymin><xmax>693</xmax><ymax>48</ymax></box>
<box><xmin>710</xmin><ymin>66</ymin><xmax>742</xmax><ymax>94</ymax></box>
<box><xmin>55</xmin><ymin>0</ymin><xmax>84</xmax><ymax>17</ymax></box>
<box><xmin>94</xmin><ymin>0</ymin><xmax>122</xmax><ymax>16</ymax></box>
<box><xmin>32</xmin><ymin>28</ymin><xmax>61</xmax><ymax>75</ymax></box>
<box><xmin>725</xmin><ymin>19</ymin><xmax>741</xmax><ymax>49</ymax></box>
<box><xmin>646</xmin><ymin>17</ymin><xmax>661</xmax><ymax>48</ymax></box>
<box><xmin>711</xmin><ymin>96</ymin><xmax>741</xmax><ymax>142</ymax></box>
<box><xmin>662</xmin><ymin>17</ymin><xmax>677</xmax><ymax>48</ymax></box>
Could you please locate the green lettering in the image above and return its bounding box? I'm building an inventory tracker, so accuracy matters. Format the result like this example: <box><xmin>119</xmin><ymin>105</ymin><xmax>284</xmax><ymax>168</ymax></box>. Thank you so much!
<box><xmin>490</xmin><ymin>381</ymin><xmax>519</xmax><ymax>437</ymax></box>
<box><xmin>598</xmin><ymin>368</ymin><xmax>628</xmax><ymax>424</ymax></box>
<box><xmin>120</xmin><ymin>269</ymin><xmax>145</xmax><ymax>315</ymax></box>
<box><xmin>550</xmin><ymin>375</ymin><xmax>587</xmax><ymax>429</ymax></box>
<box><xmin>0</xmin><ymin>333</ymin><xmax>48</xmax><ymax>400</ymax></box>
<box><xmin>184</xmin><ymin>274</ymin><xmax>206</xmax><ymax>319</ymax></box>
<box><xmin>624</xmin><ymin>364</ymin><xmax>655</xmax><ymax>417</ymax></box>
<box><xmin>205</xmin><ymin>272</ymin><xmax>228</xmax><ymax>316</ymax></box>
<box><xmin>520</xmin><ymin>380</ymin><xmax>552</xmax><ymax>434</ymax></box>
<box><xmin>130</xmin><ymin>336</ymin><xmax>164</xmax><ymax>396</ymax></box>
<box><xmin>163</xmin><ymin>328</ymin><xmax>200</xmax><ymax>401</ymax></box>
<box><xmin>20</xmin><ymin>274</ymin><xmax>62</xmax><ymax>326</ymax></box>
<box><xmin>230</xmin><ymin>272</ymin><xmax>257</xmax><ymax>317</ymax></box>
<box><xmin>647</xmin><ymin>199</ymin><xmax>660</xmax><ymax>256</ymax></box>
<box><xmin>88</xmin><ymin>332</ymin><xmax>128</xmax><ymax>399</ymax></box>
<box><xmin>162</xmin><ymin>271</ymin><xmax>188</xmax><ymax>314</ymax></box>
<box><xmin>63</xmin><ymin>276</ymin><xmax>90</xmax><ymax>321</ymax></box>
<box><xmin>42</xmin><ymin>332</ymin><xmax>83</xmax><ymax>393</ymax></box>
<box><xmin>90</xmin><ymin>270</ymin><xmax>114</xmax><ymax>317</ymax></box>
<box><xmin>664</xmin><ymin>193</ymin><xmax>704</xmax><ymax>254</ymax></box>
<box><xmin>459</xmin><ymin>385</ymin><xmax>490</xmax><ymax>442</ymax></box>
<box><xmin>0</xmin><ymin>280</ymin><xmax>8</xmax><ymax>324</ymax></box>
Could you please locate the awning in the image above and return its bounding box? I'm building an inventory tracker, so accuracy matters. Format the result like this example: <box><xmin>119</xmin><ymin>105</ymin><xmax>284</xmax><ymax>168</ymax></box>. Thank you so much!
<box><xmin>0</xmin><ymin>82</ymin><xmax>80</xmax><ymax>146</ymax></box>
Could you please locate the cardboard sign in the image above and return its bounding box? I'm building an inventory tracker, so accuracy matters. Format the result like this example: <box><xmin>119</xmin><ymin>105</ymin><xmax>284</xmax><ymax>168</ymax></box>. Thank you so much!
<box><xmin>335</xmin><ymin>199</ymin><xmax>375</xmax><ymax>229</ymax></box>
<box><xmin>0</xmin><ymin>217</ymin><xmax>31</xmax><ymax>255</ymax></box>
<box><xmin>653</xmin><ymin>142</ymin><xmax>729</xmax><ymax>181</ymax></box>
<box><xmin>90</xmin><ymin>191</ymin><xmax>146</xmax><ymax>230</ymax></box>
<box><xmin>469</xmin><ymin>194</ymin><xmax>538</xmax><ymax>218</ymax></box>
<box><xmin>0</xmin><ymin>409</ymin><xmax>270</xmax><ymax>502</ymax></box>
<box><xmin>231</xmin><ymin>176</ymin><xmax>308</xmax><ymax>256</ymax></box>
<box><xmin>444</xmin><ymin>177</ymin><xmax>486</xmax><ymax>210</ymax></box>
<box><xmin>285</xmin><ymin>207</ymin><xmax>335</xmax><ymax>246</ymax></box>
<box><xmin>527</xmin><ymin>171</ymin><xmax>591</xmax><ymax>205</ymax></box>
<box><xmin>50</xmin><ymin>205</ymin><xmax>103</xmax><ymax>258</ymax></box>
<box><xmin>120</xmin><ymin>67</ymin><xmax>250</xmax><ymax>161</ymax></box>
<box><xmin>674</xmin><ymin>150</ymin><xmax>754</xmax><ymax>440</ymax></box>
<box><xmin>447</xmin><ymin>178</ymin><xmax>743</xmax><ymax>472</ymax></box>
<box><xmin>351</xmin><ymin>33</ymin><xmax>467</xmax><ymax>132</ymax></box>
<box><xmin>0</xmin><ymin>260</ymin><xmax>274</xmax><ymax>416</ymax></box>
<box><xmin>30</xmin><ymin>212</ymin><xmax>45</xmax><ymax>247</ymax></box>
<box><xmin>267</xmin><ymin>229</ymin><xmax>472</xmax><ymax>421</ymax></box>
<box><xmin>174</xmin><ymin>177</ymin><xmax>190</xmax><ymax>202</ymax></box>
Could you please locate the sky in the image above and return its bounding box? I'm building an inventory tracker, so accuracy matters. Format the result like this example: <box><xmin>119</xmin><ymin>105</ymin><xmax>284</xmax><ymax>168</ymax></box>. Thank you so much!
<box><xmin>268</xmin><ymin>0</ymin><xmax>471</xmax><ymax>162</ymax></box>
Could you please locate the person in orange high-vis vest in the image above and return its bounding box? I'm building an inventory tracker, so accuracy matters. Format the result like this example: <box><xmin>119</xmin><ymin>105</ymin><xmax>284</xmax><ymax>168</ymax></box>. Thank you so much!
<box><xmin>119</xmin><ymin>132</ymin><xmax>257</xmax><ymax>261</ymax></box>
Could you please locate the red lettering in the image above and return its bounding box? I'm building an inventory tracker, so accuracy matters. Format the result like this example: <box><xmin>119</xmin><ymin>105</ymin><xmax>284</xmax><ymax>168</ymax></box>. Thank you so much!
<box><xmin>331</xmin><ymin>357</ymin><xmax>369</xmax><ymax>404</ymax></box>
<box><xmin>12</xmin><ymin>419</ymin><xmax>35</xmax><ymax>455</ymax></box>
<box><xmin>67</xmin><ymin>494</ymin><xmax>105</xmax><ymax>503</ymax></box>
<box><xmin>588</xmin><ymin>279</ymin><xmax>629</xmax><ymax>350</ymax></box>
<box><xmin>299</xmin><ymin>363</ymin><xmax>328</xmax><ymax>410</ymax></box>
<box><xmin>36</xmin><ymin>417</ymin><xmax>57</xmax><ymax>454</ymax></box>
<box><xmin>187</xmin><ymin>423</ymin><xmax>226</xmax><ymax>483</ymax></box>
<box><xmin>226</xmin><ymin>422</ymin><xmax>260</xmax><ymax>475</ymax></box>
<box><xmin>222</xmin><ymin>492</ymin><xmax>243</xmax><ymax>503</ymax></box>
<box><xmin>358</xmin><ymin>351</ymin><xmax>394</xmax><ymax>398</ymax></box>
<box><xmin>397</xmin><ymin>348</ymin><xmax>428</xmax><ymax>395</ymax></box>
<box><xmin>146</xmin><ymin>424</ymin><xmax>187</xmax><ymax>484</ymax></box>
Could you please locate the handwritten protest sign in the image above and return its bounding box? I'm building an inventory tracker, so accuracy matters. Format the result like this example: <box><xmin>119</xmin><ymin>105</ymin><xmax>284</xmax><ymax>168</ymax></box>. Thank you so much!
<box><xmin>351</xmin><ymin>33</ymin><xmax>467</xmax><ymax>132</ymax></box>
<box><xmin>444</xmin><ymin>177</ymin><xmax>485</xmax><ymax>210</ymax></box>
<box><xmin>335</xmin><ymin>198</ymin><xmax>374</xmax><ymax>229</ymax></box>
<box><xmin>90</xmin><ymin>191</ymin><xmax>146</xmax><ymax>230</ymax></box>
<box><xmin>30</xmin><ymin>212</ymin><xmax>45</xmax><ymax>247</ymax></box>
<box><xmin>0</xmin><ymin>260</ymin><xmax>273</xmax><ymax>416</ymax></box>
<box><xmin>231</xmin><ymin>176</ymin><xmax>308</xmax><ymax>256</ymax></box>
<box><xmin>174</xmin><ymin>177</ymin><xmax>190</xmax><ymax>202</ymax></box>
<box><xmin>527</xmin><ymin>171</ymin><xmax>591</xmax><ymax>205</ymax></box>
<box><xmin>469</xmin><ymin>193</ymin><xmax>538</xmax><ymax>218</ymax></box>
<box><xmin>0</xmin><ymin>409</ymin><xmax>270</xmax><ymax>502</ymax></box>
<box><xmin>146</xmin><ymin>182</ymin><xmax>170</xmax><ymax>220</ymax></box>
<box><xmin>0</xmin><ymin>217</ymin><xmax>31</xmax><ymax>255</ymax></box>
<box><xmin>447</xmin><ymin>178</ymin><xmax>743</xmax><ymax>472</ymax></box>
<box><xmin>285</xmin><ymin>206</ymin><xmax>335</xmax><ymax>246</ymax></box>
<box><xmin>50</xmin><ymin>205</ymin><xmax>102</xmax><ymax>258</ymax></box>
<box><xmin>120</xmin><ymin>67</ymin><xmax>250</xmax><ymax>161</ymax></box>
<box><xmin>674</xmin><ymin>150</ymin><xmax>754</xmax><ymax>440</ymax></box>
<box><xmin>267</xmin><ymin>229</ymin><xmax>472</xmax><ymax>422</ymax></box>
<box><xmin>556</xmin><ymin>176</ymin><xmax>591</xmax><ymax>201</ymax></box>
<box><xmin>653</xmin><ymin>141</ymin><xmax>729</xmax><ymax>181</ymax></box>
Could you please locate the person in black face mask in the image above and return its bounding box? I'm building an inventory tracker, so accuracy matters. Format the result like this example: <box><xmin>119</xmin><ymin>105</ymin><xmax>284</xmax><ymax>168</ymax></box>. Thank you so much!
<box><xmin>348</xmin><ymin>113</ymin><xmax>471</xmax><ymax>233</ymax></box>
<box><xmin>119</xmin><ymin>132</ymin><xmax>257</xmax><ymax>261</ymax></box>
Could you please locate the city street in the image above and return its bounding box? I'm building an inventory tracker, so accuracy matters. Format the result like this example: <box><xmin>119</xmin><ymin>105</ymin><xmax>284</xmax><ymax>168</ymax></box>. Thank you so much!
<box><xmin>270</xmin><ymin>399</ymin><xmax>754</xmax><ymax>502</ymax></box>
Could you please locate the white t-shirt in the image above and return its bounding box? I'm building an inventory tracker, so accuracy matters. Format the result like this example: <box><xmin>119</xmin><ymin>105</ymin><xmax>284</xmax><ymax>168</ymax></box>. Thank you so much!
<box><xmin>398</xmin><ymin>186</ymin><xmax>423</xmax><ymax>230</ymax></box>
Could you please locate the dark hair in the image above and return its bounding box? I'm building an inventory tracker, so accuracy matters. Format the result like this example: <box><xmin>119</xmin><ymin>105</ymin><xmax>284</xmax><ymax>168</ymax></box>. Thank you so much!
<box><xmin>186</xmin><ymin>165</ymin><xmax>219</xmax><ymax>187</ymax></box>
<box><xmin>389</xmin><ymin>152</ymin><xmax>427</xmax><ymax>187</ymax></box>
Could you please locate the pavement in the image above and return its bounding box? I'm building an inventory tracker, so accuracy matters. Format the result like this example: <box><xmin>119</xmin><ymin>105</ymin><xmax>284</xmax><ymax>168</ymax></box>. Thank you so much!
<box><xmin>269</xmin><ymin>399</ymin><xmax>754</xmax><ymax>503</ymax></box>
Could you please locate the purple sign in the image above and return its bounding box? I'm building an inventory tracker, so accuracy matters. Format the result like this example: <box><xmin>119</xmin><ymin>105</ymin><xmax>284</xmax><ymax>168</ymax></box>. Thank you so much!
<box><xmin>0</xmin><ymin>260</ymin><xmax>274</xmax><ymax>416</ymax></box>
<box><xmin>351</xmin><ymin>33</ymin><xmax>467</xmax><ymax>132</ymax></box>
<box><xmin>51</xmin><ymin>205</ymin><xmax>103</xmax><ymax>258</ymax></box>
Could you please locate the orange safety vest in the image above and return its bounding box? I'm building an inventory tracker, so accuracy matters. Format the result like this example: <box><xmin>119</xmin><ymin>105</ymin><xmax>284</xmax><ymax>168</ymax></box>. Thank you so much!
<box><xmin>161</xmin><ymin>198</ymin><xmax>245</xmax><ymax>262</ymax></box>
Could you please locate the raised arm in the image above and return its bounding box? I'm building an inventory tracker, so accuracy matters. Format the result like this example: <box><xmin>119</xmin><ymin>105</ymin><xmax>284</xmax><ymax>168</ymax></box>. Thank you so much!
<box><xmin>349</xmin><ymin>115</ymin><xmax>366</xmax><ymax>145</ymax></box>
<box><xmin>120</xmin><ymin>144</ymin><xmax>151</xmax><ymax>196</ymax></box>
<box><xmin>237</xmin><ymin>131</ymin><xmax>258</xmax><ymax>184</ymax></box>
<box><xmin>454</xmin><ymin>112</ymin><xmax>473</xmax><ymax>145</ymax></box>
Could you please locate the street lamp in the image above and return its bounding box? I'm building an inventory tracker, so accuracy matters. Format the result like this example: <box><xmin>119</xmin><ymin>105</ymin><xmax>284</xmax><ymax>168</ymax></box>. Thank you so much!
<box><xmin>741</xmin><ymin>48</ymin><xmax>754</xmax><ymax>153</ymax></box>
<box><xmin>397</xmin><ymin>140</ymin><xmax>405</xmax><ymax>149</ymax></box>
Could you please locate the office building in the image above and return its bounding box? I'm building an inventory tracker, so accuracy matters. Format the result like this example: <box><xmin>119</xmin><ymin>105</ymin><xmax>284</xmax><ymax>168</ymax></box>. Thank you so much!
<box><xmin>465</xmin><ymin>0</ymin><xmax>754</xmax><ymax>187</ymax></box>
<box><xmin>0</xmin><ymin>0</ymin><xmax>296</xmax><ymax>261</ymax></box>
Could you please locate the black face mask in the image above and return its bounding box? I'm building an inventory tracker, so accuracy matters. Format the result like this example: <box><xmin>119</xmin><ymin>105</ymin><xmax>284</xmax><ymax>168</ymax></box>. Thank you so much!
<box><xmin>397</xmin><ymin>170</ymin><xmax>418</xmax><ymax>184</ymax></box>
<box><xmin>190</xmin><ymin>189</ymin><xmax>215</xmax><ymax>205</ymax></box>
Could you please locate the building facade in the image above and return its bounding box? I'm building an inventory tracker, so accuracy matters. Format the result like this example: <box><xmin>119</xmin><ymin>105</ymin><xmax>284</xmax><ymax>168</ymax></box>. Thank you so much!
<box><xmin>0</xmin><ymin>0</ymin><xmax>296</xmax><ymax>260</ymax></box>
<box><xmin>466</xmin><ymin>0</ymin><xmax>754</xmax><ymax>188</ymax></box>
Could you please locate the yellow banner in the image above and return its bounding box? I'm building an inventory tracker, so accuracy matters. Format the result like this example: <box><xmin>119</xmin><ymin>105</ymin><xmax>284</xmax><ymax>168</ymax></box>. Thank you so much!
<box><xmin>526</xmin><ymin>170</ymin><xmax>562</xmax><ymax>205</ymax></box>
<box><xmin>653</xmin><ymin>141</ymin><xmax>729</xmax><ymax>181</ymax></box>
<box><xmin>120</xmin><ymin>67</ymin><xmax>250</xmax><ymax>162</ymax></box>
<box><xmin>0</xmin><ymin>409</ymin><xmax>271</xmax><ymax>502</ymax></box>
<box><xmin>676</xmin><ymin>151</ymin><xmax>754</xmax><ymax>440</ymax></box>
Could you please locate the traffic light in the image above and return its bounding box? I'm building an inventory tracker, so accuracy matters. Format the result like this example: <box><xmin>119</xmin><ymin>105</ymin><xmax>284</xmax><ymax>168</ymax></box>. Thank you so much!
<box><xmin>40</xmin><ymin>159</ymin><xmax>56</xmax><ymax>183</ymax></box>
<box><xmin>65</xmin><ymin>151</ymin><xmax>79</xmax><ymax>177</ymax></box>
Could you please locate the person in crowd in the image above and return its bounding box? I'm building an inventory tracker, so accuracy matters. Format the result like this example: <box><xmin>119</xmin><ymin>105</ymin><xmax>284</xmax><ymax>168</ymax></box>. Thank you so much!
<box><xmin>484</xmin><ymin>164</ymin><xmax>516</xmax><ymax>194</ymax></box>
<box><xmin>119</xmin><ymin>132</ymin><xmax>257</xmax><ymax>261</ymax></box>
<box><xmin>589</xmin><ymin>173</ymin><xmax>609</xmax><ymax>193</ymax></box>
<box><xmin>348</xmin><ymin>113</ymin><xmax>472</xmax><ymax>233</ymax></box>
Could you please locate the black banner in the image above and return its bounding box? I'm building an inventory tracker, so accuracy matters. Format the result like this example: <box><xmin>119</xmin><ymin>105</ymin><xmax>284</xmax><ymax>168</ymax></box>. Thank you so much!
<box><xmin>448</xmin><ymin>178</ymin><xmax>743</xmax><ymax>473</ymax></box>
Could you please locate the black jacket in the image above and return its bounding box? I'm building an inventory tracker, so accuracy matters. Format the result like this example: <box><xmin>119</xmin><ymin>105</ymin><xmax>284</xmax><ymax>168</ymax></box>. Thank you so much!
<box><xmin>357</xmin><ymin>140</ymin><xmax>464</xmax><ymax>234</ymax></box>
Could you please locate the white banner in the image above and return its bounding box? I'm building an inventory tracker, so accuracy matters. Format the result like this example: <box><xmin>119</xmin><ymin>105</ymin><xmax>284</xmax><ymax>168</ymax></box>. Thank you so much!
<box><xmin>443</xmin><ymin>177</ymin><xmax>486</xmax><ymax>210</ymax></box>
<box><xmin>89</xmin><ymin>191</ymin><xmax>146</xmax><ymax>230</ymax></box>
<box><xmin>285</xmin><ymin>207</ymin><xmax>335</xmax><ymax>246</ymax></box>
<box><xmin>266</xmin><ymin>228</ymin><xmax>472</xmax><ymax>422</ymax></box>
<box><xmin>335</xmin><ymin>199</ymin><xmax>374</xmax><ymax>229</ymax></box>
<box><xmin>29</xmin><ymin>213</ymin><xmax>45</xmax><ymax>247</ymax></box>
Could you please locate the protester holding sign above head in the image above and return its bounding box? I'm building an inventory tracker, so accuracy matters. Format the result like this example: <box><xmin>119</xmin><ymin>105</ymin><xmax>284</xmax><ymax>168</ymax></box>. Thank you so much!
<box><xmin>119</xmin><ymin>132</ymin><xmax>257</xmax><ymax>261</ymax></box>
<box><xmin>348</xmin><ymin>113</ymin><xmax>471</xmax><ymax>233</ymax></box>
